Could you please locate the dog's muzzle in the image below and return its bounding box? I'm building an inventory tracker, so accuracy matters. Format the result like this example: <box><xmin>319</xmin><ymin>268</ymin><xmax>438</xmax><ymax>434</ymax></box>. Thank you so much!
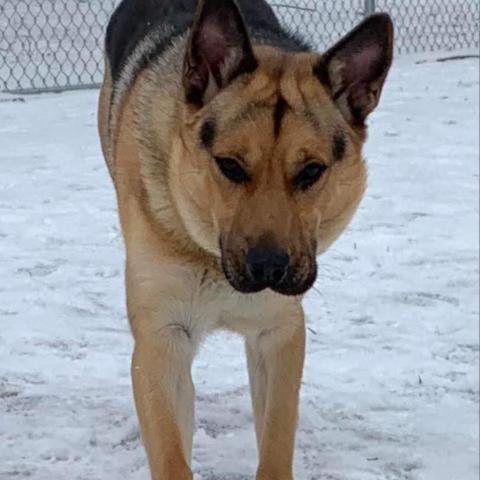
<box><xmin>221</xmin><ymin>242</ymin><xmax>317</xmax><ymax>296</ymax></box>
<box><xmin>245</xmin><ymin>246</ymin><xmax>290</xmax><ymax>288</ymax></box>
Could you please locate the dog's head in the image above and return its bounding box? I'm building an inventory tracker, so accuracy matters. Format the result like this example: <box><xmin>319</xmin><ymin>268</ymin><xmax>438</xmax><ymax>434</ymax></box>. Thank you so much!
<box><xmin>169</xmin><ymin>0</ymin><xmax>393</xmax><ymax>295</ymax></box>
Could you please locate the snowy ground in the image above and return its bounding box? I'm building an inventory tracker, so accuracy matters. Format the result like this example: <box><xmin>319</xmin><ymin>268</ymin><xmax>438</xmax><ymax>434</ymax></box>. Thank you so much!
<box><xmin>0</xmin><ymin>54</ymin><xmax>479</xmax><ymax>480</ymax></box>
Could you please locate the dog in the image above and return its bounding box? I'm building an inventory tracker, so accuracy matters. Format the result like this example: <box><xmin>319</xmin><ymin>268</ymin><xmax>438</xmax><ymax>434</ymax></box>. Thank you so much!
<box><xmin>98</xmin><ymin>0</ymin><xmax>393</xmax><ymax>478</ymax></box>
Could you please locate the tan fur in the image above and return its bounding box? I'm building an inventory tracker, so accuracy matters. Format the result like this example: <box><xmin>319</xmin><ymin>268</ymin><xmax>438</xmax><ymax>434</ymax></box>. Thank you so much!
<box><xmin>99</xmin><ymin>34</ymin><xmax>375</xmax><ymax>480</ymax></box>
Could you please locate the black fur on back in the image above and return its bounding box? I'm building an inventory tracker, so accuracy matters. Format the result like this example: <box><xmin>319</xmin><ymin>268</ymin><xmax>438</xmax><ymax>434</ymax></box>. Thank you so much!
<box><xmin>106</xmin><ymin>0</ymin><xmax>311</xmax><ymax>81</ymax></box>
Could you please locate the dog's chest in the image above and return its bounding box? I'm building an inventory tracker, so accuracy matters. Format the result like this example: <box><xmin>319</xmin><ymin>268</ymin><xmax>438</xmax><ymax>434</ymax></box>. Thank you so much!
<box><xmin>191</xmin><ymin>274</ymin><xmax>294</xmax><ymax>337</ymax></box>
<box><xmin>133</xmin><ymin>262</ymin><xmax>298</xmax><ymax>340</ymax></box>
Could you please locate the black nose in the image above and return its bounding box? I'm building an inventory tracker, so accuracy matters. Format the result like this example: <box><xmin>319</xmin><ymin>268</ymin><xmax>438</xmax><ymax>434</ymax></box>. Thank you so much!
<box><xmin>246</xmin><ymin>247</ymin><xmax>290</xmax><ymax>286</ymax></box>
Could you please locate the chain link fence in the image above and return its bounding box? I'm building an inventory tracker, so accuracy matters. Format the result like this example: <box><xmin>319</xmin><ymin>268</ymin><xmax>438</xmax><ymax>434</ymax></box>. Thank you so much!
<box><xmin>1</xmin><ymin>0</ymin><xmax>479</xmax><ymax>93</ymax></box>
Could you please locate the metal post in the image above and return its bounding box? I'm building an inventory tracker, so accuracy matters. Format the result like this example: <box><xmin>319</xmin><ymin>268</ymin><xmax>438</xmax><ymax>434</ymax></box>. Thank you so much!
<box><xmin>365</xmin><ymin>0</ymin><xmax>376</xmax><ymax>16</ymax></box>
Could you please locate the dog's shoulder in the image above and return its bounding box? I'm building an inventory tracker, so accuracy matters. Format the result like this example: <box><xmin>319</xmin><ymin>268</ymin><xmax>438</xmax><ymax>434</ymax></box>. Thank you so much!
<box><xmin>106</xmin><ymin>0</ymin><xmax>310</xmax><ymax>83</ymax></box>
<box><xmin>106</xmin><ymin>0</ymin><xmax>196</xmax><ymax>81</ymax></box>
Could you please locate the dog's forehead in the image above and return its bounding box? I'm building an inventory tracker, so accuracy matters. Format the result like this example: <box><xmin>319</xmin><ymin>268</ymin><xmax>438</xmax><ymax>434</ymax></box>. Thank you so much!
<box><xmin>202</xmin><ymin>78</ymin><xmax>344</xmax><ymax>162</ymax></box>
<box><xmin>195</xmin><ymin>49</ymin><xmax>355</xmax><ymax>167</ymax></box>
<box><xmin>208</xmin><ymin>50</ymin><xmax>341</xmax><ymax>138</ymax></box>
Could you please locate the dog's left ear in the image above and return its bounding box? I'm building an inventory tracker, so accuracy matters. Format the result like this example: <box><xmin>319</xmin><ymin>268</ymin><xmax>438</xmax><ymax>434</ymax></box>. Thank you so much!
<box><xmin>183</xmin><ymin>0</ymin><xmax>257</xmax><ymax>107</ymax></box>
<box><xmin>314</xmin><ymin>13</ymin><xmax>394</xmax><ymax>127</ymax></box>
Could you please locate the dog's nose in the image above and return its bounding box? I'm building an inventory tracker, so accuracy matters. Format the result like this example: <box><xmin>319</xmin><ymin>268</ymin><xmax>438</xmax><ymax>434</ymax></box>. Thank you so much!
<box><xmin>246</xmin><ymin>247</ymin><xmax>290</xmax><ymax>286</ymax></box>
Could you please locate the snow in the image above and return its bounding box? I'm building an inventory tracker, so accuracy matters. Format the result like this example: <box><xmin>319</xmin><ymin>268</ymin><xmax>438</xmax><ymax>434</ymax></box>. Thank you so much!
<box><xmin>0</xmin><ymin>53</ymin><xmax>478</xmax><ymax>479</ymax></box>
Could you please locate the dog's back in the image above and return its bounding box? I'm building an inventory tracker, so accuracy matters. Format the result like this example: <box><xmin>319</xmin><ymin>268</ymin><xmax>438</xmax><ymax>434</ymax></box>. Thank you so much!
<box><xmin>106</xmin><ymin>0</ymin><xmax>309</xmax><ymax>83</ymax></box>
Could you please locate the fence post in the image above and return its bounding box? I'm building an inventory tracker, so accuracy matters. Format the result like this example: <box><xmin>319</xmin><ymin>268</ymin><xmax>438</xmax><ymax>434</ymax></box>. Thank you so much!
<box><xmin>365</xmin><ymin>0</ymin><xmax>376</xmax><ymax>16</ymax></box>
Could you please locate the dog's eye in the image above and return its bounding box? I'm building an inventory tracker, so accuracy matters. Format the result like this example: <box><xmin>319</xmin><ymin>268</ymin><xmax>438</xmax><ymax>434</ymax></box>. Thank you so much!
<box><xmin>294</xmin><ymin>162</ymin><xmax>327</xmax><ymax>191</ymax></box>
<box><xmin>215</xmin><ymin>157</ymin><xmax>251</xmax><ymax>184</ymax></box>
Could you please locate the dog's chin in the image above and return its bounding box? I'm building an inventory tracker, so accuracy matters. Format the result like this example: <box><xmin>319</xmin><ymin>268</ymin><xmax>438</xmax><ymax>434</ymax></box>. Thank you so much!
<box><xmin>270</xmin><ymin>277</ymin><xmax>316</xmax><ymax>296</ymax></box>
<box><xmin>222</xmin><ymin>267</ymin><xmax>318</xmax><ymax>297</ymax></box>
<box><xmin>221</xmin><ymin>267</ymin><xmax>267</xmax><ymax>294</ymax></box>
<box><xmin>270</xmin><ymin>266</ymin><xmax>318</xmax><ymax>296</ymax></box>
<box><xmin>226</xmin><ymin>279</ymin><xmax>315</xmax><ymax>297</ymax></box>
<box><xmin>228</xmin><ymin>280</ymin><xmax>268</xmax><ymax>295</ymax></box>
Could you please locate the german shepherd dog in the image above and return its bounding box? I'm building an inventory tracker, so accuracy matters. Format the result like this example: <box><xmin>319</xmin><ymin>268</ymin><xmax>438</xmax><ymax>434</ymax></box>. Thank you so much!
<box><xmin>98</xmin><ymin>0</ymin><xmax>393</xmax><ymax>478</ymax></box>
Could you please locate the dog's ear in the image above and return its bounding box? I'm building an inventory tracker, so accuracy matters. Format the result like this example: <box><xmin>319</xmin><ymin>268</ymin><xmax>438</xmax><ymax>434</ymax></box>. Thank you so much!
<box><xmin>183</xmin><ymin>0</ymin><xmax>257</xmax><ymax>106</ymax></box>
<box><xmin>314</xmin><ymin>13</ymin><xmax>394</xmax><ymax>127</ymax></box>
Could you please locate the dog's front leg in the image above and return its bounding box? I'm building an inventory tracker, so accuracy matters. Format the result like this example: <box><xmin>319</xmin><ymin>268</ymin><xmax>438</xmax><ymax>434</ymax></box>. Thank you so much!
<box><xmin>246</xmin><ymin>308</ymin><xmax>306</xmax><ymax>480</ymax></box>
<box><xmin>132</xmin><ymin>324</ymin><xmax>195</xmax><ymax>480</ymax></box>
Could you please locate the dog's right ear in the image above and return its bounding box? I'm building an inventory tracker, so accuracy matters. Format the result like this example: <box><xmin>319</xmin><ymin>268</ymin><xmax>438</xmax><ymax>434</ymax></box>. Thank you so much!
<box><xmin>183</xmin><ymin>0</ymin><xmax>257</xmax><ymax>107</ymax></box>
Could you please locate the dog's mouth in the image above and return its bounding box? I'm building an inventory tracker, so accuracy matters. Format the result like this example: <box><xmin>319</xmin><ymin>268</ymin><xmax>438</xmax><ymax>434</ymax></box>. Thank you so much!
<box><xmin>220</xmin><ymin>251</ymin><xmax>317</xmax><ymax>297</ymax></box>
